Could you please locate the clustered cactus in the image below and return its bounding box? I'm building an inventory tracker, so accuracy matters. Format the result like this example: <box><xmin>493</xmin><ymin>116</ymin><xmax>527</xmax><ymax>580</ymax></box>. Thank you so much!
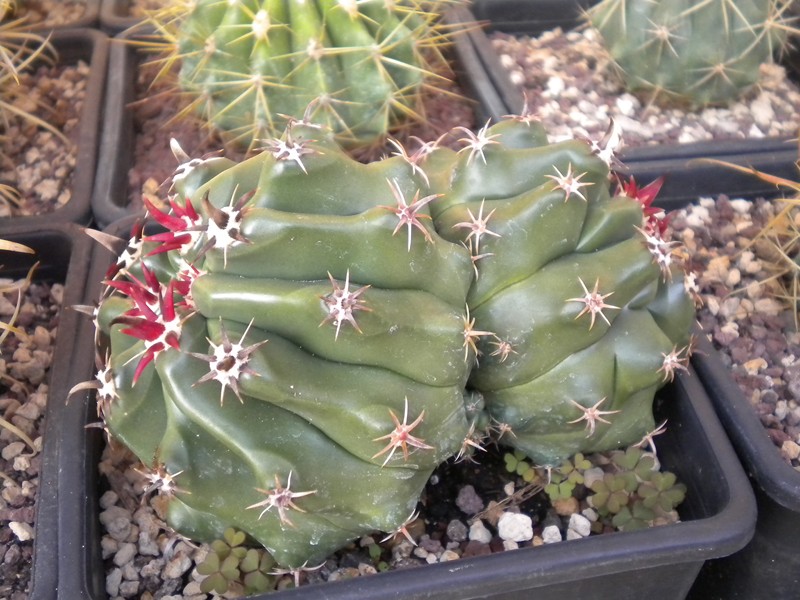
<box><xmin>587</xmin><ymin>0</ymin><xmax>796</xmax><ymax>107</ymax></box>
<box><xmin>141</xmin><ymin>0</ymin><xmax>455</xmax><ymax>151</ymax></box>
<box><xmin>503</xmin><ymin>444</ymin><xmax>686</xmax><ymax>532</ymax></box>
<box><xmin>85</xmin><ymin>114</ymin><xmax>696</xmax><ymax>571</ymax></box>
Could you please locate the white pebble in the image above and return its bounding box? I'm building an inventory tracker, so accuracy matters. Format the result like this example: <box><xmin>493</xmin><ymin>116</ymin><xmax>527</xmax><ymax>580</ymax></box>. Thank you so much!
<box><xmin>113</xmin><ymin>542</ymin><xmax>137</xmax><ymax>567</ymax></box>
<box><xmin>568</xmin><ymin>513</ymin><xmax>592</xmax><ymax>538</ymax></box>
<box><xmin>106</xmin><ymin>567</ymin><xmax>122</xmax><ymax>597</ymax></box>
<box><xmin>439</xmin><ymin>550</ymin><xmax>460</xmax><ymax>562</ymax></box>
<box><xmin>729</xmin><ymin>199</ymin><xmax>753</xmax><ymax>214</ymax></box>
<box><xmin>9</xmin><ymin>521</ymin><xmax>34</xmax><ymax>541</ymax></box>
<box><xmin>12</xmin><ymin>456</ymin><xmax>30</xmax><ymax>472</ymax></box>
<box><xmin>775</xmin><ymin>400</ymin><xmax>789</xmax><ymax>421</ymax></box>
<box><xmin>751</xmin><ymin>93</ymin><xmax>776</xmax><ymax>129</ymax></box>
<box><xmin>582</xmin><ymin>467</ymin><xmax>605</xmax><ymax>489</ymax></box>
<box><xmin>546</xmin><ymin>76</ymin><xmax>565</xmax><ymax>96</ymax></box>
<box><xmin>498</xmin><ymin>512</ymin><xmax>533</xmax><ymax>542</ymax></box>
<box><xmin>754</xmin><ymin>297</ymin><xmax>782</xmax><ymax>316</ymax></box>
<box><xmin>1</xmin><ymin>441</ymin><xmax>26</xmax><ymax>460</ymax></box>
<box><xmin>615</xmin><ymin>93</ymin><xmax>638</xmax><ymax>116</ymax></box>
<box><xmin>542</xmin><ymin>525</ymin><xmax>562</xmax><ymax>544</ymax></box>
<box><xmin>502</xmin><ymin>540</ymin><xmax>519</xmax><ymax>551</ymax></box>
<box><xmin>725</xmin><ymin>268</ymin><xmax>741</xmax><ymax>288</ymax></box>
<box><xmin>469</xmin><ymin>519</ymin><xmax>493</xmax><ymax>544</ymax></box>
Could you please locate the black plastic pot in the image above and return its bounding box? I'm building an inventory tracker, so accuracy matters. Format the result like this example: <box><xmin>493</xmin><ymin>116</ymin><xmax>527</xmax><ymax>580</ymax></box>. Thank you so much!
<box><xmin>686</xmin><ymin>334</ymin><xmax>800</xmax><ymax>599</ymax></box>
<box><xmin>54</xmin><ymin>214</ymin><xmax>757</xmax><ymax>599</ymax></box>
<box><xmin>98</xmin><ymin>0</ymin><xmax>140</xmax><ymax>34</ymax></box>
<box><xmin>90</xmin><ymin>7</ymin><xmax>506</xmax><ymax>228</ymax></box>
<box><xmin>0</xmin><ymin>222</ymin><xmax>94</xmax><ymax>600</ymax></box>
<box><xmin>4</xmin><ymin>28</ymin><xmax>108</xmax><ymax>228</ymax></box>
<box><xmin>465</xmin><ymin>0</ymin><xmax>800</xmax><ymax>204</ymax></box>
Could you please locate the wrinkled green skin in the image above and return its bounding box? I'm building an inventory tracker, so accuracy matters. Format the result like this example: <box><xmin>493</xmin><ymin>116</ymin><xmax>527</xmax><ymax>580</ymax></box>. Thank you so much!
<box><xmin>175</xmin><ymin>0</ymin><xmax>440</xmax><ymax>149</ymax></box>
<box><xmin>97</xmin><ymin>128</ymin><xmax>476</xmax><ymax>568</ymax></box>
<box><xmin>428</xmin><ymin>119</ymin><xmax>696</xmax><ymax>466</ymax></box>
<box><xmin>96</xmin><ymin>118</ymin><xmax>694</xmax><ymax>569</ymax></box>
<box><xmin>588</xmin><ymin>0</ymin><xmax>790</xmax><ymax>106</ymax></box>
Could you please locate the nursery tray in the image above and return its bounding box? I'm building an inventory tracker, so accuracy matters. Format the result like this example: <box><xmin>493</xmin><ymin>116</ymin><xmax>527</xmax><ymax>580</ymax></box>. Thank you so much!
<box><xmin>5</xmin><ymin>28</ymin><xmax>108</xmax><ymax>228</ymax></box>
<box><xmin>466</xmin><ymin>0</ymin><xmax>800</xmax><ymax>205</ymax></box>
<box><xmin>90</xmin><ymin>7</ymin><xmax>506</xmax><ymax>228</ymax></box>
<box><xmin>0</xmin><ymin>223</ymin><xmax>94</xmax><ymax>600</ymax></box>
<box><xmin>53</xmin><ymin>214</ymin><xmax>756</xmax><ymax>599</ymax></box>
<box><xmin>688</xmin><ymin>334</ymin><xmax>800</xmax><ymax>599</ymax></box>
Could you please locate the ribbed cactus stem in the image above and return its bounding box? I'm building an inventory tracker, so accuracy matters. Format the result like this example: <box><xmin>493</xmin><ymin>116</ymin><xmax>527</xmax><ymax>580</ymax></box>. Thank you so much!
<box><xmin>146</xmin><ymin>0</ymin><xmax>452</xmax><ymax>150</ymax></box>
<box><xmin>428</xmin><ymin>118</ymin><xmax>696</xmax><ymax>465</ymax></box>
<box><xmin>587</xmin><ymin>0</ymin><xmax>794</xmax><ymax>106</ymax></box>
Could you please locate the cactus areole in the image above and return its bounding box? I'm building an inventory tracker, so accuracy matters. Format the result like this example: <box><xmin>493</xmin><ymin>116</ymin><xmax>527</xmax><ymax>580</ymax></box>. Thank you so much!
<box><xmin>587</xmin><ymin>0</ymin><xmax>794</xmax><ymax>107</ymax></box>
<box><xmin>149</xmin><ymin>0</ymin><xmax>453</xmax><ymax>150</ymax></box>
<box><xmin>90</xmin><ymin>118</ymin><xmax>695</xmax><ymax>569</ymax></box>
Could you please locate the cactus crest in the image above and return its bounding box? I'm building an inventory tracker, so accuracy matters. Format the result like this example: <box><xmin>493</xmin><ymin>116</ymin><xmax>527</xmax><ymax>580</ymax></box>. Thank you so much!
<box><xmin>86</xmin><ymin>115</ymin><xmax>696</xmax><ymax>570</ymax></box>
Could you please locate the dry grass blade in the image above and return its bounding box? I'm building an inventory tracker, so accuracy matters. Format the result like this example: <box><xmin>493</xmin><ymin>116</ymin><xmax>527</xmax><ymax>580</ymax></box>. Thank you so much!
<box><xmin>697</xmin><ymin>155</ymin><xmax>800</xmax><ymax>328</ymax></box>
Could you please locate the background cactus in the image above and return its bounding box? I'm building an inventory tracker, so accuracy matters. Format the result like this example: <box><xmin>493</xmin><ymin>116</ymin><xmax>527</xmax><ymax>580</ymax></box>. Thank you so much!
<box><xmin>92</xmin><ymin>122</ymin><xmax>476</xmax><ymax>569</ymax></box>
<box><xmin>427</xmin><ymin>118</ymin><xmax>696</xmax><ymax>466</ymax></box>
<box><xmin>586</xmin><ymin>0</ymin><xmax>795</xmax><ymax>107</ymax></box>
<box><xmin>141</xmin><ymin>0</ymin><xmax>456</xmax><ymax>151</ymax></box>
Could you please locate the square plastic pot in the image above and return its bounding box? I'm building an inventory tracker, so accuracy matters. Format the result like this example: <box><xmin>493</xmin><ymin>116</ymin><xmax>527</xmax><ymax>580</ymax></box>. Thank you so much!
<box><xmin>464</xmin><ymin>0</ymin><xmax>800</xmax><ymax>204</ymax></box>
<box><xmin>0</xmin><ymin>223</ymin><xmax>94</xmax><ymax>600</ymax></box>
<box><xmin>98</xmin><ymin>0</ymin><xmax>139</xmax><ymax>34</ymax></box>
<box><xmin>90</xmin><ymin>6</ymin><xmax>506</xmax><ymax>228</ymax></box>
<box><xmin>5</xmin><ymin>28</ymin><xmax>108</xmax><ymax>228</ymax></box>
<box><xmin>687</xmin><ymin>333</ymin><xmax>800</xmax><ymax>599</ymax></box>
<box><xmin>54</xmin><ymin>214</ymin><xmax>756</xmax><ymax>599</ymax></box>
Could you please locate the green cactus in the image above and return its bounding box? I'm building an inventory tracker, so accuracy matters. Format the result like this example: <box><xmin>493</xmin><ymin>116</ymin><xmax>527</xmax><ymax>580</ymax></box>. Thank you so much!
<box><xmin>88</xmin><ymin>115</ymin><xmax>695</xmax><ymax>571</ymax></box>
<box><xmin>92</xmin><ymin>121</ymin><xmax>475</xmax><ymax>569</ymax></box>
<box><xmin>587</xmin><ymin>0</ymin><xmax>795</xmax><ymax>106</ymax></box>
<box><xmin>196</xmin><ymin>528</ymin><xmax>276</xmax><ymax>595</ymax></box>
<box><xmin>142</xmin><ymin>0</ymin><xmax>454</xmax><ymax>151</ymax></box>
<box><xmin>587</xmin><ymin>447</ymin><xmax>686</xmax><ymax>531</ymax></box>
<box><xmin>427</xmin><ymin>118</ymin><xmax>696</xmax><ymax>466</ymax></box>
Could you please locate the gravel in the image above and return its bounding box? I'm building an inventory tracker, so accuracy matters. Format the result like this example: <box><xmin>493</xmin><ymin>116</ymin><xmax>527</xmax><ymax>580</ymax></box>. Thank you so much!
<box><xmin>0</xmin><ymin>61</ymin><xmax>89</xmax><ymax>217</ymax></box>
<box><xmin>15</xmin><ymin>0</ymin><xmax>87</xmax><ymax>27</ymax></box>
<box><xmin>490</xmin><ymin>27</ymin><xmax>800</xmax><ymax>147</ymax></box>
<box><xmin>672</xmin><ymin>195</ymin><xmax>800</xmax><ymax>470</ymax></box>
<box><xmin>0</xmin><ymin>279</ymin><xmax>63</xmax><ymax>600</ymax></box>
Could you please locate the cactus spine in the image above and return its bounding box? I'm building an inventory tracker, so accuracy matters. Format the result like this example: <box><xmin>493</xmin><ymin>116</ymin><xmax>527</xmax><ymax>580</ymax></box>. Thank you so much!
<box><xmin>587</xmin><ymin>0</ymin><xmax>795</xmax><ymax>106</ymax></box>
<box><xmin>89</xmin><ymin>117</ymin><xmax>695</xmax><ymax>569</ymax></box>
<box><xmin>144</xmin><ymin>0</ymin><xmax>454</xmax><ymax>151</ymax></box>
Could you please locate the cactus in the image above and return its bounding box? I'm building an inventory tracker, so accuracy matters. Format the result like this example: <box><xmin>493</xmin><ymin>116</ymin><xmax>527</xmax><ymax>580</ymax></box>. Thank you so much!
<box><xmin>427</xmin><ymin>118</ymin><xmax>696</xmax><ymax>466</ymax></box>
<box><xmin>91</xmin><ymin>121</ymin><xmax>476</xmax><ymax>569</ymax></box>
<box><xmin>586</xmin><ymin>0</ymin><xmax>795</xmax><ymax>106</ymax></box>
<box><xmin>87</xmin><ymin>115</ymin><xmax>695</xmax><ymax>571</ymax></box>
<box><xmin>142</xmin><ymin>0</ymin><xmax>455</xmax><ymax>151</ymax></box>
